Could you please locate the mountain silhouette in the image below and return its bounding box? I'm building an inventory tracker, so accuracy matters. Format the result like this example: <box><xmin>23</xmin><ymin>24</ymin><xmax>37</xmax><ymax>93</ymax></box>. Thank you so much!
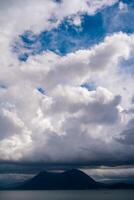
<box><xmin>18</xmin><ymin>169</ymin><xmax>101</xmax><ymax>190</ymax></box>
<box><xmin>2</xmin><ymin>169</ymin><xmax>133</xmax><ymax>190</ymax></box>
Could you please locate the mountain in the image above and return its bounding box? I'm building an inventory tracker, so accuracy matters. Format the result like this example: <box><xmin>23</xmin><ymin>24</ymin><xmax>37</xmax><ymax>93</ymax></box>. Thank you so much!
<box><xmin>2</xmin><ymin>169</ymin><xmax>134</xmax><ymax>190</ymax></box>
<box><xmin>17</xmin><ymin>169</ymin><xmax>101</xmax><ymax>190</ymax></box>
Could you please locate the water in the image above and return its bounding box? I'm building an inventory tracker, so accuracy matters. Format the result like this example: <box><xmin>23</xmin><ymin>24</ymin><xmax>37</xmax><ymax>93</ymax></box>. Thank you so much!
<box><xmin>0</xmin><ymin>190</ymin><xmax>134</xmax><ymax>200</ymax></box>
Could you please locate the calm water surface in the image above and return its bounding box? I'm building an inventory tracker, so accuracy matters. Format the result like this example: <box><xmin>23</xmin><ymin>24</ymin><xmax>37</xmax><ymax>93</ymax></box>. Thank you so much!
<box><xmin>0</xmin><ymin>190</ymin><xmax>134</xmax><ymax>200</ymax></box>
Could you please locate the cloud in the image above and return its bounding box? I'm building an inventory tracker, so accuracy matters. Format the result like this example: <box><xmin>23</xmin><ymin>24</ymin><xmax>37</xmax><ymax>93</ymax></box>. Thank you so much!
<box><xmin>84</xmin><ymin>167</ymin><xmax>134</xmax><ymax>182</ymax></box>
<box><xmin>117</xmin><ymin>119</ymin><xmax>134</xmax><ymax>145</ymax></box>
<box><xmin>18</xmin><ymin>32</ymin><xmax>134</xmax><ymax>90</ymax></box>
<box><xmin>1</xmin><ymin>0</ymin><xmax>134</xmax><ymax>172</ymax></box>
<box><xmin>0</xmin><ymin>108</ymin><xmax>24</xmax><ymax>140</ymax></box>
<box><xmin>0</xmin><ymin>0</ymin><xmax>118</xmax><ymax>34</ymax></box>
<box><xmin>0</xmin><ymin>32</ymin><xmax>134</xmax><ymax>166</ymax></box>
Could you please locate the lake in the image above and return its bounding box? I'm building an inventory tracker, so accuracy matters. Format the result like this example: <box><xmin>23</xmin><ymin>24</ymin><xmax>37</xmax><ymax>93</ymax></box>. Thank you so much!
<box><xmin>0</xmin><ymin>190</ymin><xmax>134</xmax><ymax>200</ymax></box>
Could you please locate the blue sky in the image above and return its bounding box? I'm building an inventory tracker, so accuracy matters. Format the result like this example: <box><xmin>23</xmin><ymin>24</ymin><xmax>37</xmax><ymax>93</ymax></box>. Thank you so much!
<box><xmin>13</xmin><ymin>0</ymin><xmax>134</xmax><ymax>62</ymax></box>
<box><xmin>14</xmin><ymin>12</ymin><xmax>105</xmax><ymax>60</ymax></box>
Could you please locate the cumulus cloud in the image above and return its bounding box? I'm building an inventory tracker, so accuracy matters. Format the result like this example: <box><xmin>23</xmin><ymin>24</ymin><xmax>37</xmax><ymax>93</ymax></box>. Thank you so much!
<box><xmin>0</xmin><ymin>31</ymin><xmax>134</xmax><ymax>165</ymax></box>
<box><xmin>1</xmin><ymin>0</ymin><xmax>134</xmax><ymax>172</ymax></box>
<box><xmin>18</xmin><ymin>32</ymin><xmax>134</xmax><ymax>90</ymax></box>
<box><xmin>0</xmin><ymin>108</ymin><xmax>24</xmax><ymax>140</ymax></box>
<box><xmin>0</xmin><ymin>0</ymin><xmax>118</xmax><ymax>34</ymax></box>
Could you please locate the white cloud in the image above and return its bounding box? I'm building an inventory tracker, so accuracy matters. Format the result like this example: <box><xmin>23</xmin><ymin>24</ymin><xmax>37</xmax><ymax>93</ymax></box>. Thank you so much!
<box><xmin>119</xmin><ymin>1</ymin><xmax>128</xmax><ymax>11</ymax></box>
<box><xmin>1</xmin><ymin>0</ymin><xmax>134</xmax><ymax>168</ymax></box>
<box><xmin>0</xmin><ymin>32</ymin><xmax>134</xmax><ymax>164</ymax></box>
<box><xmin>16</xmin><ymin>32</ymin><xmax>133</xmax><ymax>92</ymax></box>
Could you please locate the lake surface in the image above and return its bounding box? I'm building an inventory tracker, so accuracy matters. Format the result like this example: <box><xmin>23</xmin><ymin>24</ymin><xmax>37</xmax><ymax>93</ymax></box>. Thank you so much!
<box><xmin>0</xmin><ymin>190</ymin><xmax>134</xmax><ymax>200</ymax></box>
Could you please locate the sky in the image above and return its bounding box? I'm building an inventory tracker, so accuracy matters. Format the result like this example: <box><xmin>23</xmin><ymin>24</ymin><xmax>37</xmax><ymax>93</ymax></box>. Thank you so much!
<box><xmin>1</xmin><ymin>0</ymin><xmax>134</xmax><ymax>184</ymax></box>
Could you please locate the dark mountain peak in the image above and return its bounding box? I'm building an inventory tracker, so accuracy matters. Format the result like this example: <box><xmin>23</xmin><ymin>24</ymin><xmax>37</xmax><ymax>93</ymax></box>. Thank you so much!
<box><xmin>64</xmin><ymin>168</ymin><xmax>84</xmax><ymax>174</ymax></box>
<box><xmin>64</xmin><ymin>168</ymin><xmax>86</xmax><ymax>175</ymax></box>
<box><xmin>63</xmin><ymin>169</ymin><xmax>96</xmax><ymax>183</ymax></box>
<box><xmin>33</xmin><ymin>170</ymin><xmax>48</xmax><ymax>180</ymax></box>
<box><xmin>6</xmin><ymin>168</ymin><xmax>134</xmax><ymax>190</ymax></box>
<box><xmin>37</xmin><ymin>170</ymin><xmax>48</xmax><ymax>176</ymax></box>
<box><xmin>18</xmin><ymin>169</ymin><xmax>100</xmax><ymax>190</ymax></box>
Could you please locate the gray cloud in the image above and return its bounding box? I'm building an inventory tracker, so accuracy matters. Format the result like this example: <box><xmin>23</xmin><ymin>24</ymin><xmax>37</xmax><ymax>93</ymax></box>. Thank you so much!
<box><xmin>117</xmin><ymin>118</ymin><xmax>134</xmax><ymax>145</ymax></box>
